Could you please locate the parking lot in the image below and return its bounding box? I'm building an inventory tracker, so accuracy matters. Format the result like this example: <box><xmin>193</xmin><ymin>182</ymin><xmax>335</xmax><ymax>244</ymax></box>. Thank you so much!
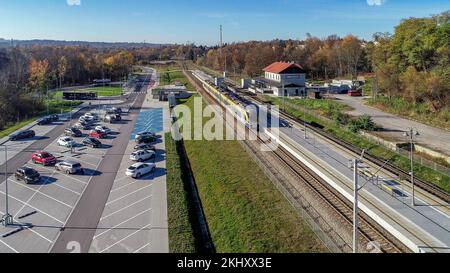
<box><xmin>0</xmin><ymin>109</ymin><xmax>131</xmax><ymax>253</ymax></box>
<box><xmin>89</xmin><ymin>101</ymin><xmax>169</xmax><ymax>253</ymax></box>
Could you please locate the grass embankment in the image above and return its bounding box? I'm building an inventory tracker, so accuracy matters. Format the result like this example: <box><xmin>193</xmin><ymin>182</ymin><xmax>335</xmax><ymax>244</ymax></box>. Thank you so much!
<box><xmin>179</xmin><ymin>96</ymin><xmax>326</xmax><ymax>253</ymax></box>
<box><xmin>0</xmin><ymin>100</ymin><xmax>82</xmax><ymax>139</ymax></box>
<box><xmin>367</xmin><ymin>96</ymin><xmax>450</xmax><ymax>131</ymax></box>
<box><xmin>157</xmin><ymin>64</ymin><xmax>195</xmax><ymax>91</ymax></box>
<box><xmin>54</xmin><ymin>86</ymin><xmax>123</xmax><ymax>98</ymax></box>
<box><xmin>264</xmin><ymin>96</ymin><xmax>450</xmax><ymax>193</ymax></box>
<box><xmin>165</xmin><ymin>133</ymin><xmax>200</xmax><ymax>253</ymax></box>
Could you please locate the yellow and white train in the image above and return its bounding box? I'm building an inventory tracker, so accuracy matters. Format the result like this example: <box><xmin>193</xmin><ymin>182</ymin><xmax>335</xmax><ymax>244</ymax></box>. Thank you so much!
<box><xmin>192</xmin><ymin>70</ymin><xmax>258</xmax><ymax>130</ymax></box>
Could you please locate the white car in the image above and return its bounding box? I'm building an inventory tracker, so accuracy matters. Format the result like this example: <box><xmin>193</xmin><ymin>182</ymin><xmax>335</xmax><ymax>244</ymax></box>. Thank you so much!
<box><xmin>80</xmin><ymin>115</ymin><xmax>95</xmax><ymax>123</ymax></box>
<box><xmin>125</xmin><ymin>163</ymin><xmax>156</xmax><ymax>179</ymax></box>
<box><xmin>57</xmin><ymin>137</ymin><xmax>76</xmax><ymax>148</ymax></box>
<box><xmin>95</xmin><ymin>125</ymin><xmax>111</xmax><ymax>134</ymax></box>
<box><xmin>130</xmin><ymin>150</ymin><xmax>155</xmax><ymax>162</ymax></box>
<box><xmin>135</xmin><ymin>131</ymin><xmax>156</xmax><ymax>140</ymax></box>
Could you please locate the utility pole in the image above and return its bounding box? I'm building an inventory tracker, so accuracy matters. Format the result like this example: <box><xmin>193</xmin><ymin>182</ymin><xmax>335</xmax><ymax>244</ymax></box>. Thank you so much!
<box><xmin>2</xmin><ymin>145</ymin><xmax>13</xmax><ymax>227</ymax></box>
<box><xmin>353</xmin><ymin>158</ymin><xmax>359</xmax><ymax>253</ymax></box>
<box><xmin>404</xmin><ymin>128</ymin><xmax>419</xmax><ymax>206</ymax></box>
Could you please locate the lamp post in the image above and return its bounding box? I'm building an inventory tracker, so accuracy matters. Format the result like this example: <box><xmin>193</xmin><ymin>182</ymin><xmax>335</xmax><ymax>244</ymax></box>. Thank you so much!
<box><xmin>1</xmin><ymin>145</ymin><xmax>13</xmax><ymax>227</ymax></box>
<box><xmin>404</xmin><ymin>128</ymin><xmax>420</xmax><ymax>206</ymax></box>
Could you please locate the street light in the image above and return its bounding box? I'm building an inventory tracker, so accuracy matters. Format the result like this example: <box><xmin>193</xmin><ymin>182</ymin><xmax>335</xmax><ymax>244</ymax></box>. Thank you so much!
<box><xmin>404</xmin><ymin>128</ymin><xmax>420</xmax><ymax>206</ymax></box>
<box><xmin>1</xmin><ymin>145</ymin><xmax>13</xmax><ymax>227</ymax></box>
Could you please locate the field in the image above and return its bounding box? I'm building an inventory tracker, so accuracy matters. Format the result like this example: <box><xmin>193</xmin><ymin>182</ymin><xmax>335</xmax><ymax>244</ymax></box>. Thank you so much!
<box><xmin>157</xmin><ymin>64</ymin><xmax>195</xmax><ymax>91</ymax></box>
<box><xmin>179</xmin><ymin>96</ymin><xmax>326</xmax><ymax>253</ymax></box>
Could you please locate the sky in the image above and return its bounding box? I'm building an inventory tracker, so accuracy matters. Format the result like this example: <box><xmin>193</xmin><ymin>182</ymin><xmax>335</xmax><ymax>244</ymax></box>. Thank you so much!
<box><xmin>0</xmin><ymin>0</ymin><xmax>448</xmax><ymax>45</ymax></box>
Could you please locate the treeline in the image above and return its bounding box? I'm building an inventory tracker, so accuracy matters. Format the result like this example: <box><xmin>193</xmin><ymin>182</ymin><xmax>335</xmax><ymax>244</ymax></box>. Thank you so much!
<box><xmin>372</xmin><ymin>12</ymin><xmax>450</xmax><ymax>111</ymax></box>
<box><xmin>196</xmin><ymin>35</ymin><xmax>371</xmax><ymax>79</ymax></box>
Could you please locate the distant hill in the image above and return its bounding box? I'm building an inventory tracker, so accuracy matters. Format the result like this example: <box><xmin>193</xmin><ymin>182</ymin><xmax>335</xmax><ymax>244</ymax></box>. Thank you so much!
<box><xmin>0</xmin><ymin>38</ymin><xmax>169</xmax><ymax>49</ymax></box>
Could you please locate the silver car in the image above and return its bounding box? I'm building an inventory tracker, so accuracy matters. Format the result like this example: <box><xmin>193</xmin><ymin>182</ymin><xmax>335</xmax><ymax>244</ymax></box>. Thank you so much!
<box><xmin>55</xmin><ymin>161</ymin><xmax>84</xmax><ymax>175</ymax></box>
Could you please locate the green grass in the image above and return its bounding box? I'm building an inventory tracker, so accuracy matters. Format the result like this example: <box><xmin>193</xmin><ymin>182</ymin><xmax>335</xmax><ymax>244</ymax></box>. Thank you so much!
<box><xmin>165</xmin><ymin>133</ymin><xmax>200</xmax><ymax>253</ymax></box>
<box><xmin>179</xmin><ymin>96</ymin><xmax>326</xmax><ymax>253</ymax></box>
<box><xmin>0</xmin><ymin>100</ymin><xmax>82</xmax><ymax>139</ymax></box>
<box><xmin>54</xmin><ymin>86</ymin><xmax>124</xmax><ymax>98</ymax></box>
<box><xmin>158</xmin><ymin>64</ymin><xmax>195</xmax><ymax>91</ymax></box>
<box><xmin>267</xmin><ymin>97</ymin><xmax>450</xmax><ymax>193</ymax></box>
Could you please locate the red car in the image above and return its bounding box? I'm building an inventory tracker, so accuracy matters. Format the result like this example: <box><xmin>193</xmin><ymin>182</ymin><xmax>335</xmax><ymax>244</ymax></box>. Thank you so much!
<box><xmin>89</xmin><ymin>130</ymin><xmax>107</xmax><ymax>139</ymax></box>
<box><xmin>32</xmin><ymin>151</ymin><xmax>57</xmax><ymax>166</ymax></box>
<box><xmin>348</xmin><ymin>90</ymin><xmax>362</xmax><ymax>97</ymax></box>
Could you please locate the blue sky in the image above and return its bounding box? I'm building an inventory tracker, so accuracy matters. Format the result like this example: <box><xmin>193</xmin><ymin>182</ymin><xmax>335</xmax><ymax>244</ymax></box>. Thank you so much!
<box><xmin>0</xmin><ymin>0</ymin><xmax>448</xmax><ymax>45</ymax></box>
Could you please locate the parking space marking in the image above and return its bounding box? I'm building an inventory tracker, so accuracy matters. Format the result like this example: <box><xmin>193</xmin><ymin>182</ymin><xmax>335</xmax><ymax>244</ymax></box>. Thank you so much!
<box><xmin>13</xmin><ymin>170</ymin><xmax>57</xmax><ymax>219</ymax></box>
<box><xmin>8</xmin><ymin>179</ymin><xmax>73</xmax><ymax>209</ymax></box>
<box><xmin>105</xmin><ymin>184</ymin><xmax>153</xmax><ymax>206</ymax></box>
<box><xmin>53</xmin><ymin>172</ymin><xmax>88</xmax><ymax>186</ymax></box>
<box><xmin>93</xmin><ymin>208</ymin><xmax>152</xmax><ymax>240</ymax></box>
<box><xmin>0</xmin><ymin>209</ymin><xmax>53</xmax><ymax>244</ymax></box>
<box><xmin>0</xmin><ymin>191</ymin><xmax>64</xmax><ymax>225</ymax></box>
<box><xmin>134</xmin><ymin>242</ymin><xmax>151</xmax><ymax>253</ymax></box>
<box><xmin>0</xmin><ymin>237</ymin><xmax>19</xmax><ymax>253</ymax></box>
<box><xmin>110</xmin><ymin>179</ymin><xmax>147</xmax><ymax>194</ymax></box>
<box><xmin>99</xmin><ymin>223</ymin><xmax>152</xmax><ymax>253</ymax></box>
<box><xmin>100</xmin><ymin>195</ymin><xmax>152</xmax><ymax>221</ymax></box>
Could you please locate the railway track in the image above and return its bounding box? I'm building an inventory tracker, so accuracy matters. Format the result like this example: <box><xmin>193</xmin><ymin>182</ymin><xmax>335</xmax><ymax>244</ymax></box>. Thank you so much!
<box><xmin>183</xmin><ymin>68</ymin><xmax>405</xmax><ymax>252</ymax></box>
<box><xmin>244</xmin><ymin>93</ymin><xmax>450</xmax><ymax>204</ymax></box>
<box><xmin>267</xmin><ymin>142</ymin><xmax>404</xmax><ymax>253</ymax></box>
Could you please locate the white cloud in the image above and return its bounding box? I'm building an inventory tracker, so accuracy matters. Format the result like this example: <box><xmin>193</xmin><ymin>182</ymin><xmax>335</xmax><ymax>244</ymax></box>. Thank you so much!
<box><xmin>367</xmin><ymin>0</ymin><xmax>385</xmax><ymax>6</ymax></box>
<box><xmin>67</xmin><ymin>0</ymin><xmax>81</xmax><ymax>6</ymax></box>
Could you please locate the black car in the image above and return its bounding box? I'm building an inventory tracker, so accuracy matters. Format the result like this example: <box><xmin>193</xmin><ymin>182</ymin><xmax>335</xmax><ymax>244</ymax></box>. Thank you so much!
<box><xmin>15</xmin><ymin>167</ymin><xmax>41</xmax><ymax>184</ymax></box>
<box><xmin>134</xmin><ymin>143</ymin><xmax>156</xmax><ymax>151</ymax></box>
<box><xmin>113</xmin><ymin>107</ymin><xmax>122</xmax><ymax>114</ymax></box>
<box><xmin>9</xmin><ymin>130</ymin><xmax>35</xmax><ymax>141</ymax></box>
<box><xmin>37</xmin><ymin>117</ymin><xmax>52</xmax><ymax>125</ymax></box>
<box><xmin>82</xmin><ymin>137</ymin><xmax>102</xmax><ymax>148</ymax></box>
<box><xmin>64</xmin><ymin>127</ymin><xmax>83</xmax><ymax>137</ymax></box>
<box><xmin>135</xmin><ymin>135</ymin><xmax>156</xmax><ymax>144</ymax></box>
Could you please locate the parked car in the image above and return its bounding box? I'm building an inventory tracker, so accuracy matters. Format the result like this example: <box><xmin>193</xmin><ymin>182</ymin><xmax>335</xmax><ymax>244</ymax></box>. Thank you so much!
<box><xmin>348</xmin><ymin>90</ymin><xmax>362</xmax><ymax>97</ymax></box>
<box><xmin>79</xmin><ymin>116</ymin><xmax>95</xmax><ymax>125</ymax></box>
<box><xmin>47</xmin><ymin>114</ymin><xmax>59</xmax><ymax>122</ymax></box>
<box><xmin>82</xmin><ymin>137</ymin><xmax>102</xmax><ymax>148</ymax></box>
<box><xmin>64</xmin><ymin>127</ymin><xmax>83</xmax><ymax>137</ymax></box>
<box><xmin>95</xmin><ymin>125</ymin><xmax>111</xmax><ymax>134</ymax></box>
<box><xmin>81</xmin><ymin>114</ymin><xmax>95</xmax><ymax>122</ymax></box>
<box><xmin>32</xmin><ymin>151</ymin><xmax>57</xmax><ymax>166</ymax></box>
<box><xmin>112</xmin><ymin>107</ymin><xmax>122</xmax><ymax>114</ymax></box>
<box><xmin>89</xmin><ymin>130</ymin><xmax>107</xmax><ymax>139</ymax></box>
<box><xmin>9</xmin><ymin>130</ymin><xmax>35</xmax><ymax>141</ymax></box>
<box><xmin>130</xmin><ymin>150</ymin><xmax>155</xmax><ymax>162</ymax></box>
<box><xmin>135</xmin><ymin>135</ymin><xmax>157</xmax><ymax>144</ymax></box>
<box><xmin>57</xmin><ymin>137</ymin><xmax>76</xmax><ymax>148</ymax></box>
<box><xmin>73</xmin><ymin>122</ymin><xmax>90</xmax><ymax>130</ymax></box>
<box><xmin>135</xmin><ymin>131</ymin><xmax>156</xmax><ymax>139</ymax></box>
<box><xmin>55</xmin><ymin>161</ymin><xmax>84</xmax><ymax>175</ymax></box>
<box><xmin>134</xmin><ymin>143</ymin><xmax>156</xmax><ymax>151</ymax></box>
<box><xmin>125</xmin><ymin>162</ymin><xmax>156</xmax><ymax>179</ymax></box>
<box><xmin>15</xmin><ymin>167</ymin><xmax>41</xmax><ymax>184</ymax></box>
<box><xmin>37</xmin><ymin>117</ymin><xmax>52</xmax><ymax>125</ymax></box>
<box><xmin>103</xmin><ymin>114</ymin><xmax>116</xmax><ymax>123</ymax></box>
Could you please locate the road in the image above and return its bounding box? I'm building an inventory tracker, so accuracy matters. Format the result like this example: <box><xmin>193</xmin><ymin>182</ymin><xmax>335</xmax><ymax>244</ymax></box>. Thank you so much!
<box><xmin>334</xmin><ymin>95</ymin><xmax>450</xmax><ymax>157</ymax></box>
<box><xmin>51</xmin><ymin>69</ymin><xmax>155</xmax><ymax>253</ymax></box>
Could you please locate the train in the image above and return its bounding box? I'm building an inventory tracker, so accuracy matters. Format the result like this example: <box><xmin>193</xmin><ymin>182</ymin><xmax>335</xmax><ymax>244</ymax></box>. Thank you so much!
<box><xmin>192</xmin><ymin>71</ymin><xmax>258</xmax><ymax>131</ymax></box>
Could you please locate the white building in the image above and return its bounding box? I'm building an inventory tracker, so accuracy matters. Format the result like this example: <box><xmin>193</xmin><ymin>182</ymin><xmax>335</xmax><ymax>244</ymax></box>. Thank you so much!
<box><xmin>255</xmin><ymin>62</ymin><xmax>307</xmax><ymax>97</ymax></box>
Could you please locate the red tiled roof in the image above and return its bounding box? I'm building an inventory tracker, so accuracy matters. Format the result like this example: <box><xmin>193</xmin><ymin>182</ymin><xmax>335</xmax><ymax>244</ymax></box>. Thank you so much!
<box><xmin>263</xmin><ymin>62</ymin><xmax>303</xmax><ymax>74</ymax></box>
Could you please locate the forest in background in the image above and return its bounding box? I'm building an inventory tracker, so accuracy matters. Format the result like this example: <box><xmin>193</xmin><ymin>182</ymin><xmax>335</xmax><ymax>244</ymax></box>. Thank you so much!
<box><xmin>0</xmin><ymin>11</ymin><xmax>449</xmax><ymax>131</ymax></box>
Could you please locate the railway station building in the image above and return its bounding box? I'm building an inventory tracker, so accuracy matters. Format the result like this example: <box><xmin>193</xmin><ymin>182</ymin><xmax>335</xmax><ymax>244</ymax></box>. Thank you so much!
<box><xmin>251</xmin><ymin>62</ymin><xmax>307</xmax><ymax>97</ymax></box>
